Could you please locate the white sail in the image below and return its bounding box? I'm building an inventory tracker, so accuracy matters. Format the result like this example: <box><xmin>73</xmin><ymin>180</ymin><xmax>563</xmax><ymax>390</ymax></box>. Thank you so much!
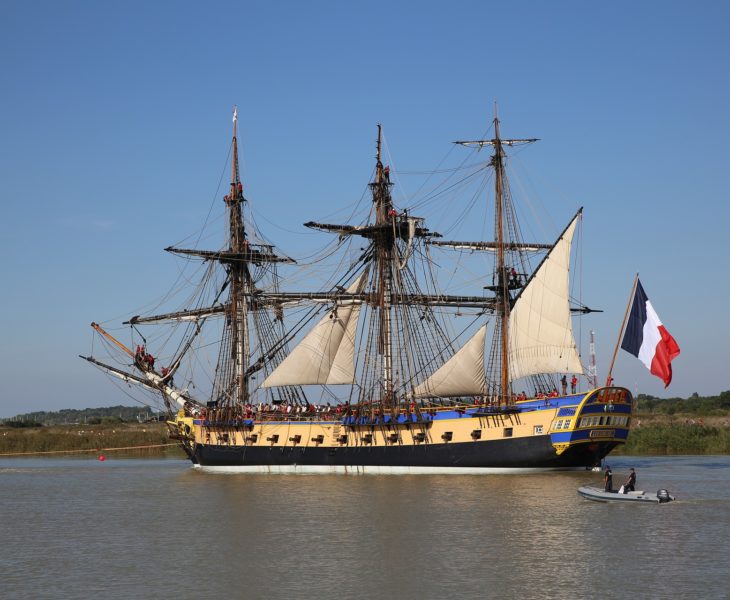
<box><xmin>508</xmin><ymin>215</ymin><xmax>584</xmax><ymax>380</ymax></box>
<box><xmin>412</xmin><ymin>325</ymin><xmax>487</xmax><ymax>398</ymax></box>
<box><xmin>261</xmin><ymin>274</ymin><xmax>364</xmax><ymax>387</ymax></box>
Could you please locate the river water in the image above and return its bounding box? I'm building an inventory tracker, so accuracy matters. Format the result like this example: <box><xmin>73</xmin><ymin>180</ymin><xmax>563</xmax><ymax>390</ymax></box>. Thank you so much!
<box><xmin>1</xmin><ymin>455</ymin><xmax>728</xmax><ymax>599</ymax></box>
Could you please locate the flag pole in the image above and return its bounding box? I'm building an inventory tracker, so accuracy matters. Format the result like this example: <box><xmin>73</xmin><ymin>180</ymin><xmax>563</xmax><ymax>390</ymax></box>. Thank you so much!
<box><xmin>605</xmin><ymin>273</ymin><xmax>639</xmax><ymax>387</ymax></box>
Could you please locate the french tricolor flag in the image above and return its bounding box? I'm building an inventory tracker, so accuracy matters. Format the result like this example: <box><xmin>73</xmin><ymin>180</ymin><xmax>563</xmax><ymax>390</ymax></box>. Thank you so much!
<box><xmin>621</xmin><ymin>279</ymin><xmax>680</xmax><ymax>387</ymax></box>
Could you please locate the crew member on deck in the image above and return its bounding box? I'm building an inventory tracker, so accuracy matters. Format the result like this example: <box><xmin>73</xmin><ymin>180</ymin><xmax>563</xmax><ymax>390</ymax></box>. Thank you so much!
<box><xmin>561</xmin><ymin>375</ymin><xmax>568</xmax><ymax>395</ymax></box>
<box><xmin>571</xmin><ymin>375</ymin><xmax>578</xmax><ymax>394</ymax></box>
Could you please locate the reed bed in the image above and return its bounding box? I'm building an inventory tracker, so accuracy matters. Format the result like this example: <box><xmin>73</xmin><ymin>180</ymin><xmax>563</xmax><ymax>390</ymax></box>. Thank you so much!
<box><xmin>0</xmin><ymin>422</ymin><xmax>185</xmax><ymax>457</ymax></box>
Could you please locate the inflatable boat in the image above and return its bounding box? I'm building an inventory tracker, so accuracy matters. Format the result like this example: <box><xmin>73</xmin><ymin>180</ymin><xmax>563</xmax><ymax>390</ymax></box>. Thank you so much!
<box><xmin>578</xmin><ymin>486</ymin><xmax>675</xmax><ymax>503</ymax></box>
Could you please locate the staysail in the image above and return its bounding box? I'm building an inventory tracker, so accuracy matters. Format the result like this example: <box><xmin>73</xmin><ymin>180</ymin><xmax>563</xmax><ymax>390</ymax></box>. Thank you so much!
<box><xmin>507</xmin><ymin>214</ymin><xmax>584</xmax><ymax>380</ymax></box>
<box><xmin>412</xmin><ymin>324</ymin><xmax>487</xmax><ymax>398</ymax></box>
<box><xmin>261</xmin><ymin>273</ymin><xmax>365</xmax><ymax>387</ymax></box>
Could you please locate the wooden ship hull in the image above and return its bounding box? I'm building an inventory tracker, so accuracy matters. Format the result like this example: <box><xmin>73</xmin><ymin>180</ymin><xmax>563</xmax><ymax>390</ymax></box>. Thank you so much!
<box><xmin>174</xmin><ymin>388</ymin><xmax>632</xmax><ymax>472</ymax></box>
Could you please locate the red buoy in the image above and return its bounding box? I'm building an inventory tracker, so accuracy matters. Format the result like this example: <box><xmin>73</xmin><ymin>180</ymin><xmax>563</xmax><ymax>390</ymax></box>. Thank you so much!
<box><xmin>98</xmin><ymin>455</ymin><xmax>106</xmax><ymax>461</ymax></box>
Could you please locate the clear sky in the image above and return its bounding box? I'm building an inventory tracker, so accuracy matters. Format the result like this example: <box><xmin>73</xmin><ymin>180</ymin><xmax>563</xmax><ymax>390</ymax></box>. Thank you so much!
<box><xmin>2</xmin><ymin>1</ymin><xmax>728</xmax><ymax>417</ymax></box>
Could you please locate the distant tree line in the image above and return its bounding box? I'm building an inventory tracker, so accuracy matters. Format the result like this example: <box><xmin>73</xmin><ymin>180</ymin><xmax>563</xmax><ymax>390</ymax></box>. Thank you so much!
<box><xmin>636</xmin><ymin>391</ymin><xmax>730</xmax><ymax>415</ymax></box>
<box><xmin>1</xmin><ymin>405</ymin><xmax>165</xmax><ymax>427</ymax></box>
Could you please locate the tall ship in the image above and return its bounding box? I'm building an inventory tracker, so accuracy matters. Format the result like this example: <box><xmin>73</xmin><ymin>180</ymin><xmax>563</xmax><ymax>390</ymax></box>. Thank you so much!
<box><xmin>83</xmin><ymin>109</ymin><xmax>633</xmax><ymax>473</ymax></box>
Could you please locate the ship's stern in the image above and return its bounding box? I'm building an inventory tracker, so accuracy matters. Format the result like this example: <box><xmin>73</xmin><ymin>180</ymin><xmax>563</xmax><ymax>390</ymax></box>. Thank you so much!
<box><xmin>549</xmin><ymin>387</ymin><xmax>633</xmax><ymax>466</ymax></box>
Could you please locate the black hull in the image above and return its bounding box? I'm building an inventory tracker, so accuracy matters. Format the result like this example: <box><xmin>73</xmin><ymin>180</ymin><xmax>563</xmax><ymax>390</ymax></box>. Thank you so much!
<box><xmin>192</xmin><ymin>435</ymin><xmax>616</xmax><ymax>470</ymax></box>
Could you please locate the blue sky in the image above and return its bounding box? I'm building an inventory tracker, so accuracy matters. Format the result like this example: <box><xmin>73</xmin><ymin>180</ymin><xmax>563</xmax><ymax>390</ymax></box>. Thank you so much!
<box><xmin>1</xmin><ymin>1</ymin><xmax>728</xmax><ymax>417</ymax></box>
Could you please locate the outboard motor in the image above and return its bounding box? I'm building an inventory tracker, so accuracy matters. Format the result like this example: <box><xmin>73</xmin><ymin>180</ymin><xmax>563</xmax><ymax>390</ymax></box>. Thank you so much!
<box><xmin>656</xmin><ymin>489</ymin><xmax>672</xmax><ymax>503</ymax></box>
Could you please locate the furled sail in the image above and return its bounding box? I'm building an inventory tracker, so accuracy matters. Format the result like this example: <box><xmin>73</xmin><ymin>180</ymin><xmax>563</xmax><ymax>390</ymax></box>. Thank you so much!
<box><xmin>508</xmin><ymin>215</ymin><xmax>584</xmax><ymax>380</ymax></box>
<box><xmin>261</xmin><ymin>274</ymin><xmax>365</xmax><ymax>387</ymax></box>
<box><xmin>412</xmin><ymin>325</ymin><xmax>487</xmax><ymax>398</ymax></box>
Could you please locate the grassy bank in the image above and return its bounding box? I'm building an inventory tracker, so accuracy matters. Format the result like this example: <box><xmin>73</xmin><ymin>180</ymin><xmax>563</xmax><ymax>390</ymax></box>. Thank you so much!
<box><xmin>0</xmin><ymin>422</ymin><xmax>185</xmax><ymax>457</ymax></box>
<box><xmin>615</xmin><ymin>414</ymin><xmax>730</xmax><ymax>455</ymax></box>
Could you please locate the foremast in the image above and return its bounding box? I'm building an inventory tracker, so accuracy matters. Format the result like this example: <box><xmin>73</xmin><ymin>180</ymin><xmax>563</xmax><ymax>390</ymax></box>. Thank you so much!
<box><xmin>162</xmin><ymin>108</ymin><xmax>298</xmax><ymax>412</ymax></box>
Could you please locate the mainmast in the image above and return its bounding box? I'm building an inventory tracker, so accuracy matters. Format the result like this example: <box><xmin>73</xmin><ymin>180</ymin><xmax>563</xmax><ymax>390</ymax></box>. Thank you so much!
<box><xmin>372</xmin><ymin>124</ymin><xmax>395</xmax><ymax>406</ymax></box>
<box><xmin>227</xmin><ymin>106</ymin><xmax>251</xmax><ymax>404</ymax></box>
<box><xmin>455</xmin><ymin>109</ymin><xmax>537</xmax><ymax>404</ymax></box>
<box><xmin>303</xmin><ymin>124</ymin><xmax>498</xmax><ymax>407</ymax></box>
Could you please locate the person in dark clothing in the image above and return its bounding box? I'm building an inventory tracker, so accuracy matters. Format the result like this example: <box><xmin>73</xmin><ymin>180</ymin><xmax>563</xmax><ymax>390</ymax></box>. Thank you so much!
<box><xmin>604</xmin><ymin>465</ymin><xmax>613</xmax><ymax>492</ymax></box>
<box><xmin>561</xmin><ymin>375</ymin><xmax>568</xmax><ymax>395</ymax></box>
<box><xmin>623</xmin><ymin>468</ymin><xmax>636</xmax><ymax>492</ymax></box>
